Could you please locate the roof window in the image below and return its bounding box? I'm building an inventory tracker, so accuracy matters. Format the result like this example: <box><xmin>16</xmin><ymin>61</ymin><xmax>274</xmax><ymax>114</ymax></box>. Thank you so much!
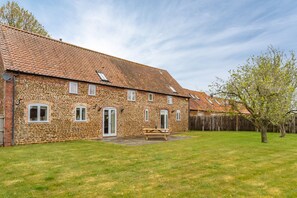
<box><xmin>169</xmin><ymin>86</ymin><xmax>177</xmax><ymax>93</ymax></box>
<box><xmin>97</xmin><ymin>71</ymin><xmax>108</xmax><ymax>81</ymax></box>
<box><xmin>215</xmin><ymin>99</ymin><xmax>221</xmax><ymax>105</ymax></box>
<box><xmin>206</xmin><ymin>98</ymin><xmax>213</xmax><ymax>104</ymax></box>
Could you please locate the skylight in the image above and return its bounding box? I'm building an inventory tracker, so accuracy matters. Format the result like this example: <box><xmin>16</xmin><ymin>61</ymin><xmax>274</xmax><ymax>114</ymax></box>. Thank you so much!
<box><xmin>215</xmin><ymin>99</ymin><xmax>221</xmax><ymax>105</ymax></box>
<box><xmin>97</xmin><ymin>72</ymin><xmax>108</xmax><ymax>81</ymax></box>
<box><xmin>206</xmin><ymin>98</ymin><xmax>213</xmax><ymax>104</ymax></box>
<box><xmin>194</xmin><ymin>95</ymin><xmax>200</xmax><ymax>100</ymax></box>
<box><xmin>169</xmin><ymin>86</ymin><xmax>177</xmax><ymax>93</ymax></box>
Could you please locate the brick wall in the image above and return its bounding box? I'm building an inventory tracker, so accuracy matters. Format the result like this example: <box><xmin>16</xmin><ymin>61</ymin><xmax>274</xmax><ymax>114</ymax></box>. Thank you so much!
<box><xmin>13</xmin><ymin>74</ymin><xmax>189</xmax><ymax>144</ymax></box>
<box><xmin>0</xmin><ymin>53</ymin><xmax>4</xmax><ymax>115</ymax></box>
<box><xmin>3</xmin><ymin>79</ymin><xmax>13</xmax><ymax>146</ymax></box>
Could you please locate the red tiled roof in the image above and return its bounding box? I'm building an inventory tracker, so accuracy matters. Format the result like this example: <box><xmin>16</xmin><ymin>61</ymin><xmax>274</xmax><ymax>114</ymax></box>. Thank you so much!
<box><xmin>184</xmin><ymin>88</ymin><xmax>249</xmax><ymax>114</ymax></box>
<box><xmin>0</xmin><ymin>24</ymin><xmax>187</xmax><ymax>97</ymax></box>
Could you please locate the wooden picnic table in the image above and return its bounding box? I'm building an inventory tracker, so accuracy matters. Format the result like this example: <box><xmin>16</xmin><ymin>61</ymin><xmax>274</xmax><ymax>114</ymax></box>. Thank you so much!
<box><xmin>142</xmin><ymin>128</ymin><xmax>170</xmax><ymax>141</ymax></box>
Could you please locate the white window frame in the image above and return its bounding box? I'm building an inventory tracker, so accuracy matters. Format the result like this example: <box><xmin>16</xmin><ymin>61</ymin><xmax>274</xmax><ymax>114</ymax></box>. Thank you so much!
<box><xmin>127</xmin><ymin>90</ymin><xmax>136</xmax><ymax>101</ymax></box>
<box><xmin>97</xmin><ymin>72</ymin><xmax>108</xmax><ymax>81</ymax></box>
<box><xmin>28</xmin><ymin>104</ymin><xmax>49</xmax><ymax>123</ymax></box>
<box><xmin>215</xmin><ymin>99</ymin><xmax>221</xmax><ymax>105</ymax></box>
<box><xmin>144</xmin><ymin>109</ymin><xmax>149</xmax><ymax>122</ymax></box>
<box><xmin>69</xmin><ymin>82</ymin><xmax>78</xmax><ymax>94</ymax></box>
<box><xmin>176</xmin><ymin>110</ymin><xmax>181</xmax><ymax>121</ymax></box>
<box><xmin>206</xmin><ymin>98</ymin><xmax>213</xmax><ymax>104</ymax></box>
<box><xmin>88</xmin><ymin>84</ymin><xmax>96</xmax><ymax>96</ymax></box>
<box><xmin>148</xmin><ymin>93</ymin><xmax>154</xmax><ymax>101</ymax></box>
<box><xmin>167</xmin><ymin>96</ymin><xmax>173</xmax><ymax>104</ymax></box>
<box><xmin>75</xmin><ymin>106</ymin><xmax>87</xmax><ymax>122</ymax></box>
<box><xmin>169</xmin><ymin>86</ymin><xmax>177</xmax><ymax>93</ymax></box>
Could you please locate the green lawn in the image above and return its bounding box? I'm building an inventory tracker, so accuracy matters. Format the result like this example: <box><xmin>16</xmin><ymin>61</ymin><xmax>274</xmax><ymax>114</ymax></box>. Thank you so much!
<box><xmin>0</xmin><ymin>132</ymin><xmax>297</xmax><ymax>197</ymax></box>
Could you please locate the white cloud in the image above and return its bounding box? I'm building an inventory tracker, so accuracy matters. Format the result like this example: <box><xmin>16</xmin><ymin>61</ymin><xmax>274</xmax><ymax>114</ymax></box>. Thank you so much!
<box><xmin>25</xmin><ymin>0</ymin><xmax>297</xmax><ymax>91</ymax></box>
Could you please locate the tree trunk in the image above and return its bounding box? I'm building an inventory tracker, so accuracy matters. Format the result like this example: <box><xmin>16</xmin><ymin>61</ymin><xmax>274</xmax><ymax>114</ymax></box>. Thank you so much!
<box><xmin>279</xmin><ymin>124</ymin><xmax>286</xmax><ymax>138</ymax></box>
<box><xmin>260</xmin><ymin>125</ymin><xmax>268</xmax><ymax>143</ymax></box>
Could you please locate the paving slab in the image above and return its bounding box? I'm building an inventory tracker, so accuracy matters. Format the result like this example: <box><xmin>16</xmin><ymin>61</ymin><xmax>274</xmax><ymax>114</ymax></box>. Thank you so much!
<box><xmin>97</xmin><ymin>135</ymin><xmax>190</xmax><ymax>146</ymax></box>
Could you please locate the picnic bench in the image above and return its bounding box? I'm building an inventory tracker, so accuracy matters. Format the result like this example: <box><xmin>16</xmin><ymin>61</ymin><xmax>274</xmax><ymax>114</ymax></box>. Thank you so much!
<box><xmin>142</xmin><ymin>128</ymin><xmax>170</xmax><ymax>141</ymax></box>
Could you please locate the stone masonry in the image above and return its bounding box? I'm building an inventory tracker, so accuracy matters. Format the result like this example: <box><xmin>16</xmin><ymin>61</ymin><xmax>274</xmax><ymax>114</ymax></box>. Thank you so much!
<box><xmin>12</xmin><ymin>73</ymin><xmax>189</xmax><ymax>145</ymax></box>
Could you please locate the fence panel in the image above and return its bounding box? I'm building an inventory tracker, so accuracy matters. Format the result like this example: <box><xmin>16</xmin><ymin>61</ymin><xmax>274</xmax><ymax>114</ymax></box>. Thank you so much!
<box><xmin>190</xmin><ymin>115</ymin><xmax>297</xmax><ymax>133</ymax></box>
<box><xmin>0</xmin><ymin>115</ymin><xmax>4</xmax><ymax>146</ymax></box>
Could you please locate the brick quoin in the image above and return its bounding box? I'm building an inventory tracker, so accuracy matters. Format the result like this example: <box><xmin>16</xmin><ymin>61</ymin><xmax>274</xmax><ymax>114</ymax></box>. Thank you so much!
<box><xmin>4</xmin><ymin>80</ymin><xmax>13</xmax><ymax>146</ymax></box>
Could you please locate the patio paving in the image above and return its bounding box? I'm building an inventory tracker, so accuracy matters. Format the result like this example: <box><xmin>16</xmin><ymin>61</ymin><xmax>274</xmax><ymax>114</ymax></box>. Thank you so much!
<box><xmin>97</xmin><ymin>134</ymin><xmax>190</xmax><ymax>146</ymax></box>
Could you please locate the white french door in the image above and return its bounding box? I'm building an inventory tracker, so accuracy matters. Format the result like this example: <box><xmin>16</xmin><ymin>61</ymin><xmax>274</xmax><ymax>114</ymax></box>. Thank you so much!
<box><xmin>103</xmin><ymin>108</ymin><xmax>117</xmax><ymax>137</ymax></box>
<box><xmin>160</xmin><ymin>110</ymin><xmax>168</xmax><ymax>129</ymax></box>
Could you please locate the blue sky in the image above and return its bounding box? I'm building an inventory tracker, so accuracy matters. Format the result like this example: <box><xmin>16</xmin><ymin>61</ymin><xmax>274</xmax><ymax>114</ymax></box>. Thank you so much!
<box><xmin>10</xmin><ymin>0</ymin><xmax>297</xmax><ymax>91</ymax></box>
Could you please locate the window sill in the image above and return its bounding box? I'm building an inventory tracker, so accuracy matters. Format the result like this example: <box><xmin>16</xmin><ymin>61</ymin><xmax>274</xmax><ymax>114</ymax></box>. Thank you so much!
<box><xmin>74</xmin><ymin>120</ymin><xmax>87</xmax><ymax>122</ymax></box>
<box><xmin>28</xmin><ymin>121</ymin><xmax>49</xmax><ymax>124</ymax></box>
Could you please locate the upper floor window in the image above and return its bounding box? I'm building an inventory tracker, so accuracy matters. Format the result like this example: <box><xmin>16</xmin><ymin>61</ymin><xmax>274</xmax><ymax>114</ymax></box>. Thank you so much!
<box><xmin>176</xmin><ymin>110</ymin><xmax>181</xmax><ymax>121</ymax></box>
<box><xmin>167</xmin><ymin>96</ymin><xmax>173</xmax><ymax>104</ymax></box>
<box><xmin>69</xmin><ymin>82</ymin><xmax>78</xmax><ymax>94</ymax></box>
<box><xmin>148</xmin><ymin>93</ymin><xmax>154</xmax><ymax>101</ymax></box>
<box><xmin>128</xmin><ymin>90</ymin><xmax>136</xmax><ymax>101</ymax></box>
<box><xmin>76</xmin><ymin>106</ymin><xmax>86</xmax><ymax>121</ymax></box>
<box><xmin>88</xmin><ymin>84</ymin><xmax>96</xmax><ymax>96</ymax></box>
<box><xmin>28</xmin><ymin>104</ymin><xmax>49</xmax><ymax>123</ymax></box>
<box><xmin>145</xmin><ymin>109</ymin><xmax>149</xmax><ymax>121</ymax></box>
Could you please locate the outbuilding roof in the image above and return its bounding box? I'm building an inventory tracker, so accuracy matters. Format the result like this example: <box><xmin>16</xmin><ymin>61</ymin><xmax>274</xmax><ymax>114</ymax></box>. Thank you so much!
<box><xmin>184</xmin><ymin>88</ymin><xmax>249</xmax><ymax>114</ymax></box>
<box><xmin>0</xmin><ymin>24</ymin><xmax>187</xmax><ymax>97</ymax></box>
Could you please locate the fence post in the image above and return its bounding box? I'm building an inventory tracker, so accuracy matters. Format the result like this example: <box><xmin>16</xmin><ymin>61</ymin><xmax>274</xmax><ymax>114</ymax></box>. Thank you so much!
<box><xmin>236</xmin><ymin>115</ymin><xmax>239</xmax><ymax>131</ymax></box>
<box><xmin>202</xmin><ymin>117</ymin><xmax>204</xmax><ymax>131</ymax></box>
<box><xmin>292</xmin><ymin>115</ymin><xmax>297</xmax><ymax>133</ymax></box>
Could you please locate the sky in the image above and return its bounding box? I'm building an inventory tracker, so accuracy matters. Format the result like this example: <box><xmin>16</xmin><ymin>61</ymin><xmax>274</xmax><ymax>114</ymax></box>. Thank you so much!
<box><xmin>8</xmin><ymin>0</ymin><xmax>297</xmax><ymax>91</ymax></box>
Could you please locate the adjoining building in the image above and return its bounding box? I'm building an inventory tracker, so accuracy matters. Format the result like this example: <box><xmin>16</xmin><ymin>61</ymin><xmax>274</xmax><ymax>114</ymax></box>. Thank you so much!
<box><xmin>184</xmin><ymin>89</ymin><xmax>249</xmax><ymax>116</ymax></box>
<box><xmin>0</xmin><ymin>25</ymin><xmax>189</xmax><ymax>146</ymax></box>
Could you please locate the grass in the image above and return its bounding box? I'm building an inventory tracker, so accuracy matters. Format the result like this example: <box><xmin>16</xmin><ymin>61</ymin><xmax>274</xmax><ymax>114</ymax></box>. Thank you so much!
<box><xmin>0</xmin><ymin>132</ymin><xmax>297</xmax><ymax>197</ymax></box>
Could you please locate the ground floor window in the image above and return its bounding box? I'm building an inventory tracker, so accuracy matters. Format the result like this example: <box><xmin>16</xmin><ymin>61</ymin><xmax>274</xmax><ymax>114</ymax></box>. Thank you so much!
<box><xmin>28</xmin><ymin>104</ymin><xmax>49</xmax><ymax>122</ymax></box>
<box><xmin>176</xmin><ymin>110</ymin><xmax>181</xmax><ymax>121</ymax></box>
<box><xmin>145</xmin><ymin>109</ymin><xmax>149</xmax><ymax>121</ymax></box>
<box><xmin>76</xmin><ymin>106</ymin><xmax>86</xmax><ymax>121</ymax></box>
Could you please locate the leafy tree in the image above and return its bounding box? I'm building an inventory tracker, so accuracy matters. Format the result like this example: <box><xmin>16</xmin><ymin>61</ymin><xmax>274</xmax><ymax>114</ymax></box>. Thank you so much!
<box><xmin>0</xmin><ymin>1</ymin><xmax>49</xmax><ymax>37</ymax></box>
<box><xmin>211</xmin><ymin>47</ymin><xmax>297</xmax><ymax>143</ymax></box>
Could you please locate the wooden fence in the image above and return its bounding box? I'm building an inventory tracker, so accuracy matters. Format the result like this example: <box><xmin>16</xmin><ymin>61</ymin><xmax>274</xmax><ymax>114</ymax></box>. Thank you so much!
<box><xmin>189</xmin><ymin>115</ymin><xmax>297</xmax><ymax>133</ymax></box>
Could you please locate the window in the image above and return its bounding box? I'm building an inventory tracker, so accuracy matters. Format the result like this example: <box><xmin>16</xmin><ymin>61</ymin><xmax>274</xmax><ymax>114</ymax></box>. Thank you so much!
<box><xmin>176</xmin><ymin>110</ymin><xmax>181</xmax><ymax>121</ymax></box>
<box><xmin>189</xmin><ymin>94</ymin><xmax>195</xmax><ymax>98</ymax></box>
<box><xmin>97</xmin><ymin>72</ymin><xmax>108</xmax><ymax>81</ymax></box>
<box><xmin>145</xmin><ymin>109</ymin><xmax>149</xmax><ymax>121</ymax></box>
<box><xmin>215</xmin><ymin>99</ymin><xmax>221</xmax><ymax>105</ymax></box>
<box><xmin>28</xmin><ymin>104</ymin><xmax>49</xmax><ymax>122</ymax></box>
<box><xmin>148</xmin><ymin>93</ymin><xmax>154</xmax><ymax>101</ymax></box>
<box><xmin>206</xmin><ymin>98</ymin><xmax>213</xmax><ymax>104</ymax></box>
<box><xmin>88</xmin><ymin>84</ymin><xmax>96</xmax><ymax>96</ymax></box>
<box><xmin>128</xmin><ymin>90</ymin><xmax>136</xmax><ymax>101</ymax></box>
<box><xmin>69</xmin><ymin>82</ymin><xmax>78</xmax><ymax>94</ymax></box>
<box><xmin>76</xmin><ymin>106</ymin><xmax>87</xmax><ymax>121</ymax></box>
<box><xmin>167</xmin><ymin>96</ymin><xmax>173</xmax><ymax>104</ymax></box>
<box><xmin>169</xmin><ymin>86</ymin><xmax>177</xmax><ymax>93</ymax></box>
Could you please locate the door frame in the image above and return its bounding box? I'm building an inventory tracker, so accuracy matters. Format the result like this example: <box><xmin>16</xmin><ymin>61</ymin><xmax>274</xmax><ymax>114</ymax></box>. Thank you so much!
<box><xmin>102</xmin><ymin>107</ymin><xmax>117</xmax><ymax>137</ymax></box>
<box><xmin>160</xmin><ymin>109</ymin><xmax>168</xmax><ymax>129</ymax></box>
